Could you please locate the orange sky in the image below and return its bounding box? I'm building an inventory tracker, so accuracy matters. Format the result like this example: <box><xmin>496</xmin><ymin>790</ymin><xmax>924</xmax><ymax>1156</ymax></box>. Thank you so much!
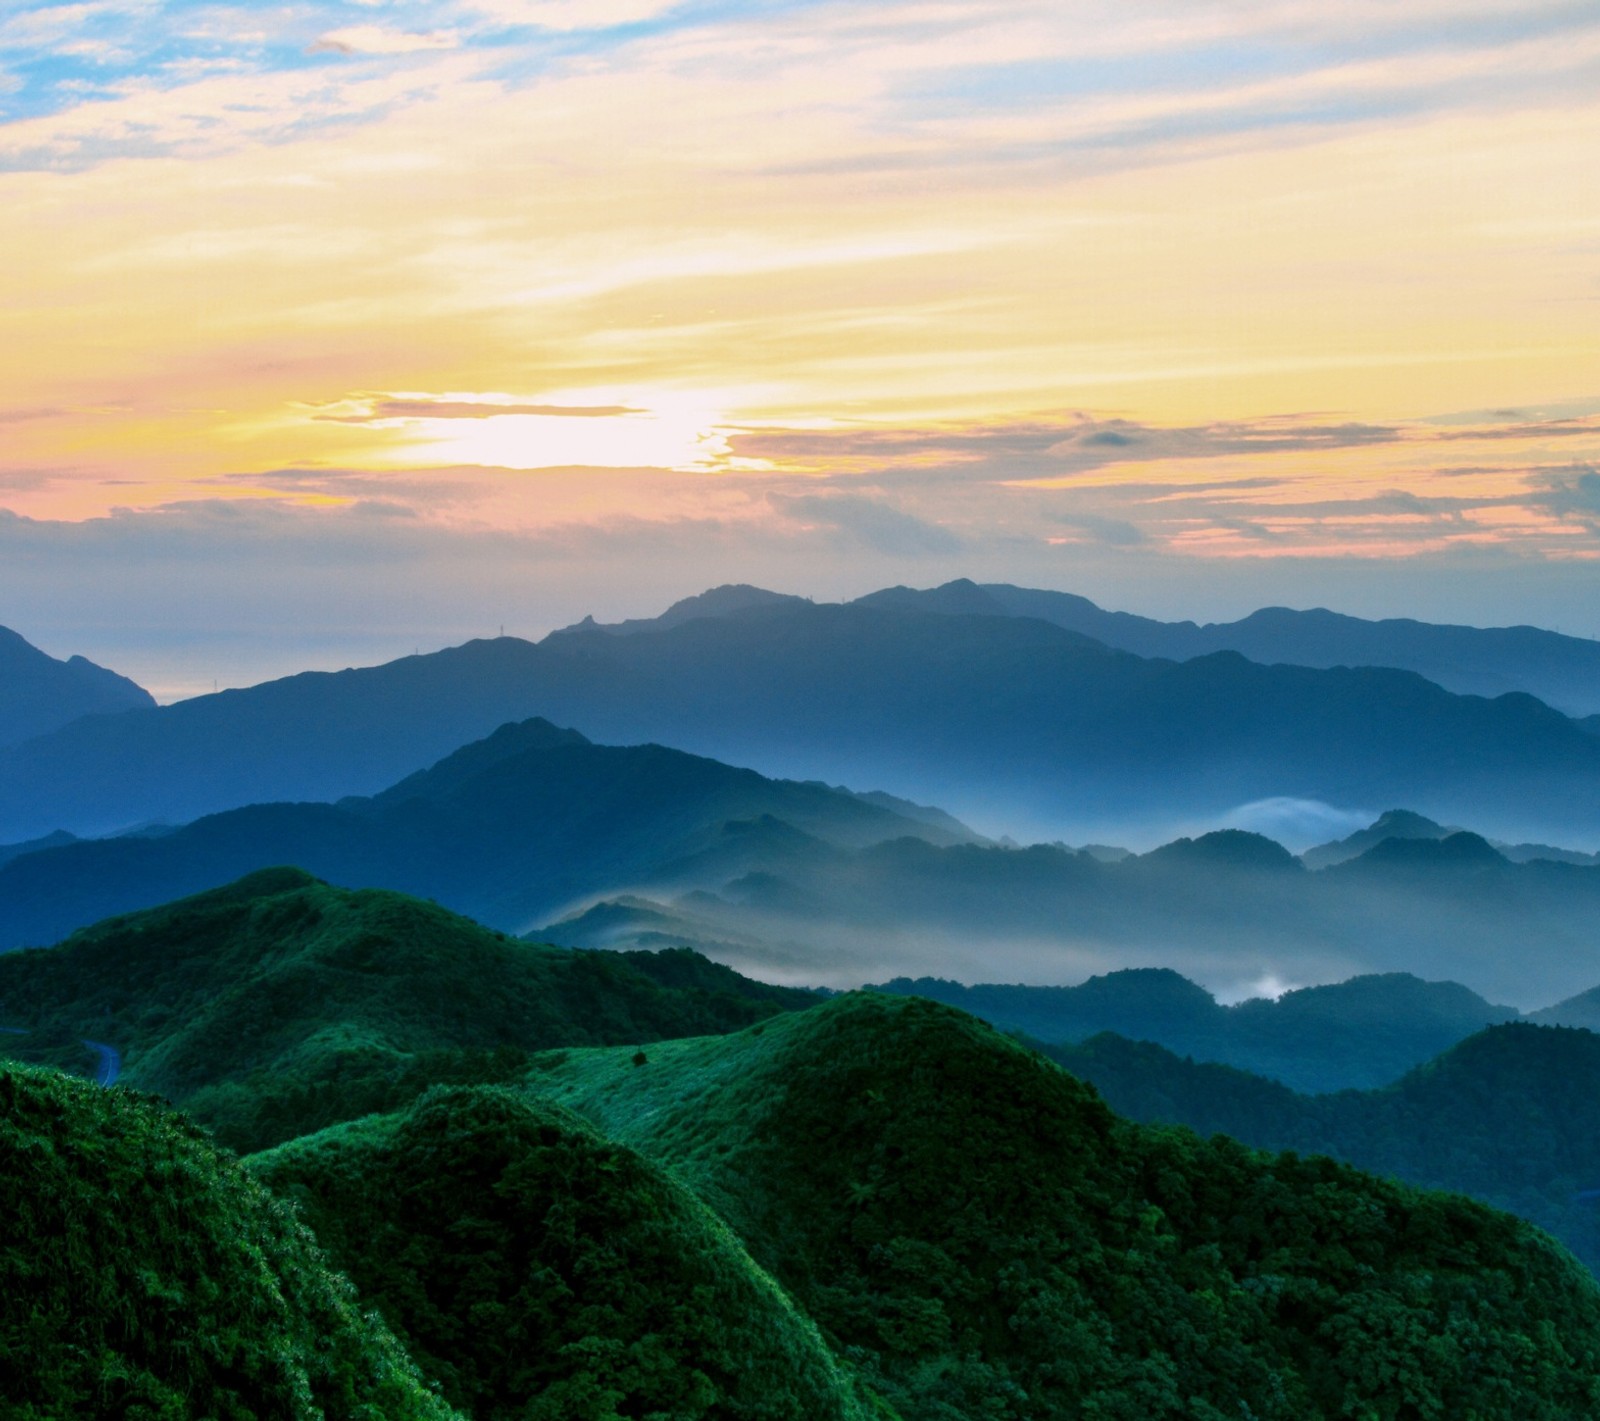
<box><xmin>2</xmin><ymin>0</ymin><xmax>1598</xmax><ymax>691</ymax></box>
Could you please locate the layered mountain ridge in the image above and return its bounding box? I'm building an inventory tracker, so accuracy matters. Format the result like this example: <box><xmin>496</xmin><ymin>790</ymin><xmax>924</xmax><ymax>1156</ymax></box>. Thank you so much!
<box><xmin>5</xmin><ymin>585</ymin><xmax>1600</xmax><ymax>847</ymax></box>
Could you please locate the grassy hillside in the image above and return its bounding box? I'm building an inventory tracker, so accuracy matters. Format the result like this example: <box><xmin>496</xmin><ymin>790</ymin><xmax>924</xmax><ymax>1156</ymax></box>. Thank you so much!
<box><xmin>251</xmin><ymin>1086</ymin><xmax>887</xmax><ymax>1421</ymax></box>
<box><xmin>0</xmin><ymin>1063</ymin><xmax>458</xmax><ymax>1420</ymax></box>
<box><xmin>522</xmin><ymin>993</ymin><xmax>1600</xmax><ymax>1420</ymax></box>
<box><xmin>0</xmin><ymin>868</ymin><xmax>817</xmax><ymax>1152</ymax></box>
<box><xmin>1055</xmin><ymin>1021</ymin><xmax>1600</xmax><ymax>1274</ymax></box>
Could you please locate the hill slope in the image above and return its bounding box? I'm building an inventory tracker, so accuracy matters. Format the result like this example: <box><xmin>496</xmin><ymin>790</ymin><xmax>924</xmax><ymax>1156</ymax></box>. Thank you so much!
<box><xmin>0</xmin><ymin>868</ymin><xmax>818</xmax><ymax>1152</ymax></box>
<box><xmin>0</xmin><ymin>1063</ymin><xmax>457</xmax><ymax>1420</ymax></box>
<box><xmin>1052</xmin><ymin>1021</ymin><xmax>1600</xmax><ymax>1274</ymax></box>
<box><xmin>525</xmin><ymin>993</ymin><xmax>1600</xmax><ymax>1420</ymax></box>
<box><xmin>0</xmin><ymin>623</ymin><xmax>153</xmax><ymax>750</ymax></box>
<box><xmin>251</xmin><ymin>1086</ymin><xmax>880</xmax><ymax>1421</ymax></box>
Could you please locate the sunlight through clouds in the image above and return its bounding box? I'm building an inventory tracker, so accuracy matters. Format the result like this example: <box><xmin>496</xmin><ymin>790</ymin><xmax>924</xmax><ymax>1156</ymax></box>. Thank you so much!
<box><xmin>1</xmin><ymin>0</ymin><xmax>1598</xmax><ymax>650</ymax></box>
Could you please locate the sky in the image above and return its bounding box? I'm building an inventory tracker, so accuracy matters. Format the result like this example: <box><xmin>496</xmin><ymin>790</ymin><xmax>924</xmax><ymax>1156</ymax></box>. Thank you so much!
<box><xmin>1</xmin><ymin>0</ymin><xmax>1598</xmax><ymax>698</ymax></box>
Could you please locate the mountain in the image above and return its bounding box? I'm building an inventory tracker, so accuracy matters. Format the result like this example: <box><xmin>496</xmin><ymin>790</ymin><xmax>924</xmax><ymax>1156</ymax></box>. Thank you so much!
<box><xmin>869</xmin><ymin>968</ymin><xmax>1518</xmax><ymax>1092</ymax></box>
<box><xmin>524</xmin><ymin>992</ymin><xmax>1600</xmax><ymax>1419</ymax></box>
<box><xmin>7</xmin><ymin>596</ymin><xmax>1600</xmax><ymax>847</ymax></box>
<box><xmin>0</xmin><ymin>717</ymin><xmax>968</xmax><ymax>949</ymax></box>
<box><xmin>1528</xmin><ymin>984</ymin><xmax>1600</xmax><ymax>1032</ymax></box>
<box><xmin>542</xmin><ymin>821</ymin><xmax>1600</xmax><ymax>1009</ymax></box>
<box><xmin>0</xmin><ymin>868</ymin><xmax>821</xmax><ymax>1152</ymax></box>
<box><xmin>0</xmin><ymin>623</ymin><xmax>153</xmax><ymax>749</ymax></box>
<box><xmin>1305</xmin><ymin>807</ymin><xmax>1600</xmax><ymax>868</ymax></box>
<box><xmin>857</xmin><ymin>580</ymin><xmax>1600</xmax><ymax>714</ymax></box>
<box><xmin>1052</xmin><ymin>1021</ymin><xmax>1600</xmax><ymax>1276</ymax></box>
<box><xmin>559</xmin><ymin>582</ymin><xmax>812</xmax><ymax>636</ymax></box>
<box><xmin>0</xmin><ymin>1063</ymin><xmax>456</xmax><ymax>1419</ymax></box>
<box><xmin>250</xmin><ymin>1087</ymin><xmax>880</xmax><ymax>1421</ymax></box>
<box><xmin>1301</xmin><ymin>807</ymin><xmax>1456</xmax><ymax>868</ymax></box>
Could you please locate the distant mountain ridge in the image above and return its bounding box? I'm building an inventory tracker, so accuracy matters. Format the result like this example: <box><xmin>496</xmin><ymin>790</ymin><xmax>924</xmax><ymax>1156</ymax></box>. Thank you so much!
<box><xmin>1304</xmin><ymin>807</ymin><xmax>1600</xmax><ymax>868</ymax></box>
<box><xmin>0</xmin><ymin>624</ymin><xmax>153</xmax><ymax>749</ymax></box>
<box><xmin>543</xmin><ymin>815</ymin><xmax>1600</xmax><ymax>1008</ymax></box>
<box><xmin>6</xmin><ymin>594</ymin><xmax>1600</xmax><ymax>846</ymax></box>
<box><xmin>567</xmin><ymin>578</ymin><xmax>1600</xmax><ymax>714</ymax></box>
<box><xmin>870</xmin><ymin>967</ymin><xmax>1518</xmax><ymax>1092</ymax></box>
<box><xmin>0</xmin><ymin>717</ymin><xmax>972</xmax><ymax>950</ymax></box>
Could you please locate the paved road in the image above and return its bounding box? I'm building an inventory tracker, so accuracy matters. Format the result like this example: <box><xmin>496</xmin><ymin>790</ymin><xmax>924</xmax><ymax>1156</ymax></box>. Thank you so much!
<box><xmin>1</xmin><ymin>1025</ymin><xmax>122</xmax><ymax>1086</ymax></box>
<box><xmin>83</xmin><ymin>1040</ymin><xmax>122</xmax><ymax>1087</ymax></box>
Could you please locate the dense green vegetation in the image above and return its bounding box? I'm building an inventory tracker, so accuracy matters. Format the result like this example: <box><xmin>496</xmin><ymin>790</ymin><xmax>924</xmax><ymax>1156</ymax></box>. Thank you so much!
<box><xmin>1053</xmin><ymin>1021</ymin><xmax>1600</xmax><ymax>1275</ymax></box>
<box><xmin>251</xmin><ymin>1086</ymin><xmax>885</xmax><ymax>1421</ymax></box>
<box><xmin>0</xmin><ymin>1063</ymin><xmax>459</xmax><ymax>1420</ymax></box>
<box><xmin>10</xmin><ymin>872</ymin><xmax>1600</xmax><ymax>1419</ymax></box>
<box><xmin>0</xmin><ymin>1022</ymin><xmax>100</xmax><ymax>1077</ymax></box>
<box><xmin>0</xmin><ymin>868</ymin><xmax>816</xmax><ymax>1152</ymax></box>
<box><xmin>528</xmin><ymin>993</ymin><xmax>1600</xmax><ymax>1420</ymax></box>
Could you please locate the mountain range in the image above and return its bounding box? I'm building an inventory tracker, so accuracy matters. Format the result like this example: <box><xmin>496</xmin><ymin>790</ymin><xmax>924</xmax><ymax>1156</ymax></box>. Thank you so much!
<box><xmin>5</xmin><ymin>711</ymin><xmax>1599</xmax><ymax>1005</ymax></box>
<box><xmin>5</xmin><ymin>585</ymin><xmax>1600</xmax><ymax>846</ymax></box>
<box><xmin>869</xmin><ymin>968</ymin><xmax>1520</xmax><ymax>1093</ymax></box>
<box><xmin>569</xmin><ymin>579</ymin><xmax>1600</xmax><ymax>715</ymax></box>
<box><xmin>0</xmin><ymin>716</ymin><xmax>969</xmax><ymax>951</ymax></box>
<box><xmin>843</xmin><ymin>579</ymin><xmax>1600</xmax><ymax>714</ymax></box>
<box><xmin>542</xmin><ymin>813</ymin><xmax>1600</xmax><ymax>1008</ymax></box>
<box><xmin>0</xmin><ymin>624</ymin><xmax>152</xmax><ymax>749</ymax></box>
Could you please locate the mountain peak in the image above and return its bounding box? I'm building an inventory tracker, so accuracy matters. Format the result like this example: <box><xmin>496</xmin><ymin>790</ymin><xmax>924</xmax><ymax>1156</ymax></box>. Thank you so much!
<box><xmin>0</xmin><ymin>624</ymin><xmax>155</xmax><ymax>749</ymax></box>
<box><xmin>852</xmin><ymin>579</ymin><xmax>1009</xmax><ymax>618</ymax></box>
<box><xmin>1142</xmin><ymin>829</ymin><xmax>1302</xmax><ymax>873</ymax></box>
<box><xmin>371</xmin><ymin>717</ymin><xmax>591</xmax><ymax>806</ymax></box>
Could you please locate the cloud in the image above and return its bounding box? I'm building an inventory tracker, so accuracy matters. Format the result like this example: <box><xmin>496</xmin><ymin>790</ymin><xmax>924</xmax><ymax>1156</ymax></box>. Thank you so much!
<box><xmin>307</xmin><ymin>27</ymin><xmax>461</xmax><ymax>58</ymax></box>
<box><xmin>768</xmin><ymin>492</ymin><xmax>964</xmax><ymax>555</ymax></box>
<box><xmin>1221</xmin><ymin>797</ymin><xmax>1375</xmax><ymax>852</ymax></box>
<box><xmin>729</xmin><ymin>415</ymin><xmax>1405</xmax><ymax>485</ymax></box>
<box><xmin>1532</xmin><ymin>467</ymin><xmax>1600</xmax><ymax>529</ymax></box>
<box><xmin>1049</xmin><ymin>512</ymin><xmax>1146</xmax><ymax>546</ymax></box>
<box><xmin>463</xmin><ymin>0</ymin><xmax>685</xmax><ymax>31</ymax></box>
<box><xmin>317</xmin><ymin>397</ymin><xmax>645</xmax><ymax>423</ymax></box>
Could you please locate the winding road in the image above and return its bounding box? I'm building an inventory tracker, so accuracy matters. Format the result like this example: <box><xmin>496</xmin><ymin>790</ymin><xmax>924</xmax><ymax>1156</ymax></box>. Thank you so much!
<box><xmin>1</xmin><ymin>1026</ymin><xmax>122</xmax><ymax>1087</ymax></box>
<box><xmin>83</xmin><ymin>1040</ymin><xmax>122</xmax><ymax>1087</ymax></box>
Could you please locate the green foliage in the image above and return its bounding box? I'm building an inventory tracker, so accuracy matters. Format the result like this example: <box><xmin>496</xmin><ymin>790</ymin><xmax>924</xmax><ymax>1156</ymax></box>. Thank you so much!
<box><xmin>530</xmin><ymin>993</ymin><xmax>1600</xmax><ymax>1421</ymax></box>
<box><xmin>0</xmin><ymin>869</ymin><xmax>815</xmax><ymax>1152</ymax></box>
<box><xmin>250</xmin><ymin>1085</ymin><xmax>883</xmax><ymax>1421</ymax></box>
<box><xmin>0</xmin><ymin>1063</ymin><xmax>459</xmax><ymax>1421</ymax></box>
<box><xmin>1055</xmin><ymin>1021</ymin><xmax>1600</xmax><ymax>1274</ymax></box>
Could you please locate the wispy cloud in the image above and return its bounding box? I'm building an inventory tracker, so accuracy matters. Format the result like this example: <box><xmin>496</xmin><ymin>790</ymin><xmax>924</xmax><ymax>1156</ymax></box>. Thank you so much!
<box><xmin>308</xmin><ymin>27</ymin><xmax>460</xmax><ymax>57</ymax></box>
<box><xmin>2</xmin><ymin>0</ymin><xmax>1598</xmax><ymax>664</ymax></box>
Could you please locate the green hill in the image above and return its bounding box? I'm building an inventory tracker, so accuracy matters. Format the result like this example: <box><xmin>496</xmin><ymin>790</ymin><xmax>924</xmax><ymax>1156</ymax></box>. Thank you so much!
<box><xmin>1054</xmin><ymin>1021</ymin><xmax>1600</xmax><ymax>1275</ymax></box>
<box><xmin>250</xmin><ymin>1086</ymin><xmax>885</xmax><ymax>1421</ymax></box>
<box><xmin>0</xmin><ymin>868</ymin><xmax>816</xmax><ymax>1152</ymax></box>
<box><xmin>0</xmin><ymin>1063</ymin><xmax>458</xmax><ymax>1420</ymax></box>
<box><xmin>525</xmin><ymin>993</ymin><xmax>1600</xmax><ymax>1420</ymax></box>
